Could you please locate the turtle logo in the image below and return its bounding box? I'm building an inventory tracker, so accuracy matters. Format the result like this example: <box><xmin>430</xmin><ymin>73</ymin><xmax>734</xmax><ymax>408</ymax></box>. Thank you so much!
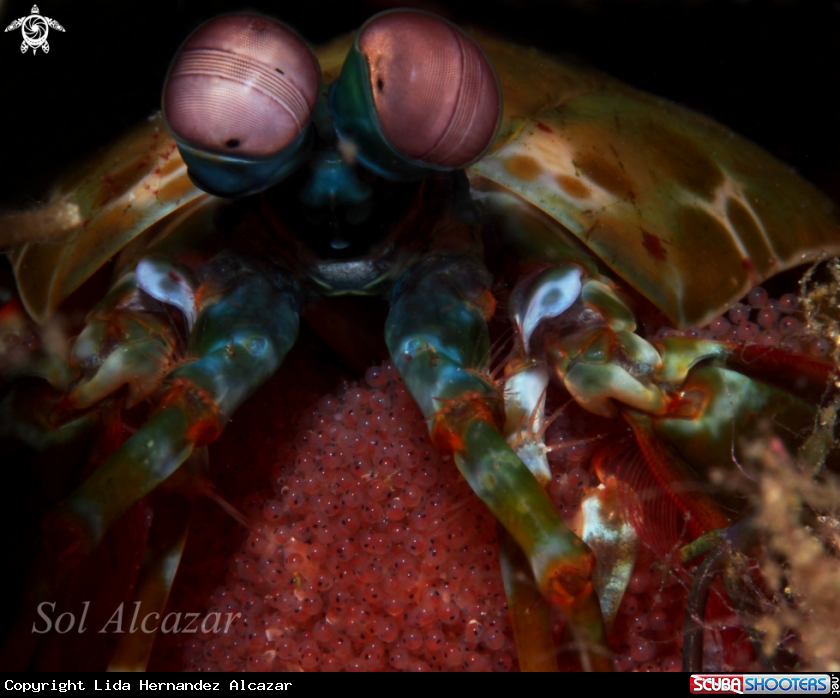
<box><xmin>5</xmin><ymin>5</ymin><xmax>65</xmax><ymax>54</ymax></box>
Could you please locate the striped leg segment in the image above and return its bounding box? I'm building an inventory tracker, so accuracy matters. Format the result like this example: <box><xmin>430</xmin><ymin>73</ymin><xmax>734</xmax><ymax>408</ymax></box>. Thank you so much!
<box><xmin>385</xmin><ymin>252</ymin><xmax>610</xmax><ymax>670</ymax></box>
<box><xmin>46</xmin><ymin>253</ymin><xmax>300</xmax><ymax>564</ymax></box>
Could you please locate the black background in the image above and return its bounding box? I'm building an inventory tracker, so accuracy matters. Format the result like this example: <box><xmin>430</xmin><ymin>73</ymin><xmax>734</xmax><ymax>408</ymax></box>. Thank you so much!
<box><xmin>0</xmin><ymin>0</ymin><xmax>839</xmax><ymax>209</ymax></box>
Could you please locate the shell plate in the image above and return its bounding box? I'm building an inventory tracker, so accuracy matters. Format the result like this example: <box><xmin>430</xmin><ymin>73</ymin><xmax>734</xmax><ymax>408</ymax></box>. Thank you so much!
<box><xmin>8</xmin><ymin>30</ymin><xmax>840</xmax><ymax>327</ymax></box>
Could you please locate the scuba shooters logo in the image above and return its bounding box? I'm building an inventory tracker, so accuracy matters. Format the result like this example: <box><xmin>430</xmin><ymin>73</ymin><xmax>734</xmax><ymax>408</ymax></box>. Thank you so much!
<box><xmin>690</xmin><ymin>675</ymin><xmax>832</xmax><ymax>695</ymax></box>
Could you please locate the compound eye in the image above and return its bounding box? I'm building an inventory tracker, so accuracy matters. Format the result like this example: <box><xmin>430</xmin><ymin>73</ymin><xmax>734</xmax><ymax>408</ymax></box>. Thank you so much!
<box><xmin>330</xmin><ymin>10</ymin><xmax>502</xmax><ymax>180</ymax></box>
<box><xmin>163</xmin><ymin>14</ymin><xmax>321</xmax><ymax>197</ymax></box>
<box><xmin>359</xmin><ymin>12</ymin><xmax>500</xmax><ymax>168</ymax></box>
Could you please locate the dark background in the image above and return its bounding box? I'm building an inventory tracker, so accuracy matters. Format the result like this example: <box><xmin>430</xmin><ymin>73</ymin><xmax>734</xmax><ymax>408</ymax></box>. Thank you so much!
<box><xmin>0</xmin><ymin>0</ymin><xmax>839</xmax><ymax>210</ymax></box>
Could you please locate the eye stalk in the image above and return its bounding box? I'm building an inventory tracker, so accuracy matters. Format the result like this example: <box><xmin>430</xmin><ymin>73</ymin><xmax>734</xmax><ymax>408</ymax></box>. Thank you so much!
<box><xmin>163</xmin><ymin>14</ymin><xmax>321</xmax><ymax>197</ymax></box>
<box><xmin>330</xmin><ymin>10</ymin><xmax>502</xmax><ymax>181</ymax></box>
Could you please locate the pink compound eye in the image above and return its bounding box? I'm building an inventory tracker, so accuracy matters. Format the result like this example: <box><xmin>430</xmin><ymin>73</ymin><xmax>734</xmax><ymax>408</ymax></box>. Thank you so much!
<box><xmin>357</xmin><ymin>11</ymin><xmax>501</xmax><ymax>168</ymax></box>
<box><xmin>163</xmin><ymin>14</ymin><xmax>321</xmax><ymax>159</ymax></box>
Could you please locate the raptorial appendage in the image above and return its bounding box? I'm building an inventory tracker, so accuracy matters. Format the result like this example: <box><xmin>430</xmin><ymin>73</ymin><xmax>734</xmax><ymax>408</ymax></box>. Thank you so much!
<box><xmin>5</xmin><ymin>253</ymin><xmax>301</xmax><ymax>670</ymax></box>
<box><xmin>385</xmin><ymin>252</ymin><xmax>611</xmax><ymax>671</ymax></box>
<box><xmin>506</xmin><ymin>257</ymin><xmax>839</xmax><ymax>670</ymax></box>
<box><xmin>49</xmin><ymin>252</ymin><xmax>300</xmax><ymax>561</ymax></box>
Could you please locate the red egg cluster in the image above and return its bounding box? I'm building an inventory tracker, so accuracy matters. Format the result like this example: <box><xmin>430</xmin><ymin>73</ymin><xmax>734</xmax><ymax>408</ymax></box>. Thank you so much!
<box><xmin>610</xmin><ymin>552</ymin><xmax>686</xmax><ymax>671</ymax></box>
<box><xmin>182</xmin><ymin>364</ymin><xmax>516</xmax><ymax>671</ymax></box>
<box><xmin>181</xmin><ymin>338</ymin><xmax>770</xmax><ymax>671</ymax></box>
<box><xmin>609</xmin><ymin>544</ymin><xmax>754</xmax><ymax>672</ymax></box>
<box><xmin>655</xmin><ymin>286</ymin><xmax>830</xmax><ymax>356</ymax></box>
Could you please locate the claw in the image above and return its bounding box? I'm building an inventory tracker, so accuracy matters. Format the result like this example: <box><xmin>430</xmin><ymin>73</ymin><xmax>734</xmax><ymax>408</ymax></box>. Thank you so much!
<box><xmin>503</xmin><ymin>356</ymin><xmax>552</xmax><ymax>484</ymax></box>
<box><xmin>47</xmin><ymin>254</ymin><xmax>300</xmax><ymax>564</ymax></box>
<box><xmin>510</xmin><ymin>267</ymin><xmax>668</xmax><ymax>419</ymax></box>
<box><xmin>579</xmin><ymin>479</ymin><xmax>639</xmax><ymax>631</ymax></box>
<box><xmin>510</xmin><ymin>265</ymin><xmax>582</xmax><ymax>349</ymax></box>
<box><xmin>506</xmin><ymin>259</ymin><xmax>840</xmax><ymax>672</ymax></box>
<box><xmin>135</xmin><ymin>256</ymin><xmax>200</xmax><ymax>331</ymax></box>
<box><xmin>70</xmin><ymin>321</ymin><xmax>177</xmax><ymax>410</ymax></box>
<box><xmin>387</xmin><ymin>252</ymin><xmax>611</xmax><ymax>669</ymax></box>
<box><xmin>68</xmin><ymin>272</ymin><xmax>180</xmax><ymax>409</ymax></box>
